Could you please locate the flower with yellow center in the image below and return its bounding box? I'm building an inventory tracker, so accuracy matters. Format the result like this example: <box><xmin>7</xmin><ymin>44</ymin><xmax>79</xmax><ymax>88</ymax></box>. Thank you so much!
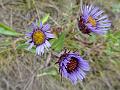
<box><xmin>26</xmin><ymin>21</ymin><xmax>55</xmax><ymax>55</ymax></box>
<box><xmin>78</xmin><ymin>4</ymin><xmax>111</xmax><ymax>35</ymax></box>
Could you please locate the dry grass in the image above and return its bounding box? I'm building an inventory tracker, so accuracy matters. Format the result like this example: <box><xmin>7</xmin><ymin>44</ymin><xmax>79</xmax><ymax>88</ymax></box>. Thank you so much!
<box><xmin>0</xmin><ymin>0</ymin><xmax>120</xmax><ymax>90</ymax></box>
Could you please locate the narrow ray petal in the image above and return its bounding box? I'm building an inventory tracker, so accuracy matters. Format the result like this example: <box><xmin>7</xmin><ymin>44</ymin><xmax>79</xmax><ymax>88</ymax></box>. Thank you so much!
<box><xmin>42</xmin><ymin>24</ymin><xmax>50</xmax><ymax>31</ymax></box>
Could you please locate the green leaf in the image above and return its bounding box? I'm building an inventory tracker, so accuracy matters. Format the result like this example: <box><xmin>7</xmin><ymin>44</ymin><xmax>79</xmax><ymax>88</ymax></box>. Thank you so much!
<box><xmin>89</xmin><ymin>34</ymin><xmax>97</xmax><ymax>42</ymax></box>
<box><xmin>37</xmin><ymin>14</ymin><xmax>49</xmax><ymax>26</ymax></box>
<box><xmin>0</xmin><ymin>28</ymin><xmax>22</xmax><ymax>36</ymax></box>
<box><xmin>51</xmin><ymin>32</ymin><xmax>65</xmax><ymax>52</ymax></box>
<box><xmin>112</xmin><ymin>3</ymin><xmax>120</xmax><ymax>13</ymax></box>
<box><xmin>37</xmin><ymin>67</ymin><xmax>58</xmax><ymax>77</ymax></box>
<box><xmin>0</xmin><ymin>23</ymin><xmax>23</xmax><ymax>36</ymax></box>
<box><xmin>16</xmin><ymin>43</ymin><xmax>28</xmax><ymax>49</ymax></box>
<box><xmin>41</xmin><ymin>14</ymin><xmax>50</xmax><ymax>24</ymax></box>
<box><xmin>0</xmin><ymin>23</ymin><xmax>15</xmax><ymax>31</ymax></box>
<box><xmin>17</xmin><ymin>43</ymin><xmax>36</xmax><ymax>53</ymax></box>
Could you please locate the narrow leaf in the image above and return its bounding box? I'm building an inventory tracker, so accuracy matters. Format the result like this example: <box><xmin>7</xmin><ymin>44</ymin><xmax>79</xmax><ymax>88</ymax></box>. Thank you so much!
<box><xmin>41</xmin><ymin>14</ymin><xmax>50</xmax><ymax>24</ymax></box>
<box><xmin>51</xmin><ymin>32</ymin><xmax>65</xmax><ymax>52</ymax></box>
<box><xmin>0</xmin><ymin>23</ymin><xmax>23</xmax><ymax>36</ymax></box>
<box><xmin>0</xmin><ymin>23</ymin><xmax>15</xmax><ymax>31</ymax></box>
<box><xmin>37</xmin><ymin>67</ymin><xmax>57</xmax><ymax>77</ymax></box>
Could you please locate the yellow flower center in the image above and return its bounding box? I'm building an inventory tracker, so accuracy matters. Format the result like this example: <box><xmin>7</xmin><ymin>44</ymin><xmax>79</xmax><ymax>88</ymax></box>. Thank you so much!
<box><xmin>88</xmin><ymin>16</ymin><xmax>96</xmax><ymax>27</ymax></box>
<box><xmin>32</xmin><ymin>30</ymin><xmax>45</xmax><ymax>45</ymax></box>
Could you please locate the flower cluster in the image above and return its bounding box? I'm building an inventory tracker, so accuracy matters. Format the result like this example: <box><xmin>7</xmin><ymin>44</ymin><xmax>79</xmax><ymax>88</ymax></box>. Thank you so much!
<box><xmin>25</xmin><ymin>4</ymin><xmax>111</xmax><ymax>85</ymax></box>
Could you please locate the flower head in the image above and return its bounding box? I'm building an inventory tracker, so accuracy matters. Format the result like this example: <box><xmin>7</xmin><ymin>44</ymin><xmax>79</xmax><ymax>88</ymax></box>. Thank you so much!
<box><xmin>78</xmin><ymin>4</ymin><xmax>111</xmax><ymax>35</ymax></box>
<box><xmin>57</xmin><ymin>50</ymin><xmax>90</xmax><ymax>84</ymax></box>
<box><xmin>26</xmin><ymin>20</ymin><xmax>55</xmax><ymax>55</ymax></box>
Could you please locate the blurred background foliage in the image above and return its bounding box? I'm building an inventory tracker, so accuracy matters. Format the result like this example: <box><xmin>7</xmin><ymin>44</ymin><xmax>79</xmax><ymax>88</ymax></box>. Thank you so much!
<box><xmin>0</xmin><ymin>0</ymin><xmax>120</xmax><ymax>90</ymax></box>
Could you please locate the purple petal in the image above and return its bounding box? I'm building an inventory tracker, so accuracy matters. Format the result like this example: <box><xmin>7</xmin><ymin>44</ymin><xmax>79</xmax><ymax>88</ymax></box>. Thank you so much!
<box><xmin>26</xmin><ymin>32</ymin><xmax>32</xmax><ymax>37</ymax></box>
<box><xmin>26</xmin><ymin>39</ymin><xmax>32</xmax><ymax>44</ymax></box>
<box><xmin>93</xmin><ymin>30</ymin><xmax>107</xmax><ymax>34</ymax></box>
<box><xmin>43</xmin><ymin>43</ymin><xmax>49</xmax><ymax>51</ymax></box>
<box><xmin>62</xmin><ymin>67</ymin><xmax>68</xmax><ymax>78</ymax></box>
<box><xmin>45</xmin><ymin>32</ymin><xmax>55</xmax><ymax>38</ymax></box>
<box><xmin>96</xmin><ymin>28</ymin><xmax>110</xmax><ymax>31</ymax></box>
<box><xmin>39</xmin><ymin>22</ymin><xmax>43</xmax><ymax>29</ymax></box>
<box><xmin>42</xmin><ymin>24</ymin><xmax>50</xmax><ymax>31</ymax></box>
<box><xmin>97</xmin><ymin>22</ymin><xmax>111</xmax><ymax>26</ymax></box>
<box><xmin>36</xmin><ymin>45</ymin><xmax>45</xmax><ymax>55</ymax></box>
<box><xmin>88</xmin><ymin>5</ymin><xmax>94</xmax><ymax>13</ymax></box>
<box><xmin>90</xmin><ymin>7</ymin><xmax>99</xmax><ymax>16</ymax></box>
<box><xmin>40</xmin><ymin>45</ymin><xmax>44</xmax><ymax>55</ymax></box>
<box><xmin>36</xmin><ymin>45</ymin><xmax>41</xmax><ymax>55</ymax></box>
<box><xmin>81</xmin><ymin>65</ymin><xmax>90</xmax><ymax>71</ymax></box>
<box><xmin>93</xmin><ymin>10</ymin><xmax>104</xmax><ymax>18</ymax></box>
<box><xmin>76</xmin><ymin>71</ymin><xmax>83</xmax><ymax>81</ymax></box>
<box><xmin>28</xmin><ymin>42</ymin><xmax>34</xmax><ymax>50</ymax></box>
<box><xmin>68</xmin><ymin>73</ymin><xmax>77</xmax><ymax>85</ymax></box>
<box><xmin>84</xmin><ymin>5</ymin><xmax>88</xmax><ymax>15</ymax></box>
<box><xmin>98</xmin><ymin>19</ymin><xmax>111</xmax><ymax>23</ymax></box>
<box><xmin>80</xmin><ymin>61</ymin><xmax>90</xmax><ymax>71</ymax></box>
<box><xmin>97</xmin><ymin>15</ymin><xmax>108</xmax><ymax>21</ymax></box>
<box><xmin>86</xmin><ymin>23</ymin><xmax>95</xmax><ymax>30</ymax></box>
<box><xmin>31</xmin><ymin>23</ymin><xmax>37</xmax><ymax>29</ymax></box>
<box><xmin>45</xmin><ymin>40</ymin><xmax>51</xmax><ymax>48</ymax></box>
<box><xmin>61</xmin><ymin>59</ymin><xmax>69</xmax><ymax>67</ymax></box>
<box><xmin>72</xmin><ymin>73</ymin><xmax>78</xmax><ymax>82</ymax></box>
<box><xmin>78</xmin><ymin>69</ymin><xmax>86</xmax><ymax>78</ymax></box>
<box><xmin>97</xmin><ymin>23</ymin><xmax>111</xmax><ymax>28</ymax></box>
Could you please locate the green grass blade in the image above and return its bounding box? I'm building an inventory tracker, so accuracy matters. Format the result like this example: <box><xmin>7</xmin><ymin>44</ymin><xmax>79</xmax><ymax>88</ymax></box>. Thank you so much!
<box><xmin>0</xmin><ymin>23</ymin><xmax>23</xmax><ymax>36</ymax></box>
<box><xmin>41</xmin><ymin>14</ymin><xmax>50</xmax><ymax>24</ymax></box>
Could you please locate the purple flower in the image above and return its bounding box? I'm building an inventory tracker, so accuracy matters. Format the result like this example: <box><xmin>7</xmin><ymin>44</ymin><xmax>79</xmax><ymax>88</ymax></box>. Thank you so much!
<box><xmin>57</xmin><ymin>51</ymin><xmax>90</xmax><ymax>85</ymax></box>
<box><xmin>26</xmin><ymin>20</ymin><xmax>55</xmax><ymax>55</ymax></box>
<box><xmin>78</xmin><ymin>4</ymin><xmax>111</xmax><ymax>35</ymax></box>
